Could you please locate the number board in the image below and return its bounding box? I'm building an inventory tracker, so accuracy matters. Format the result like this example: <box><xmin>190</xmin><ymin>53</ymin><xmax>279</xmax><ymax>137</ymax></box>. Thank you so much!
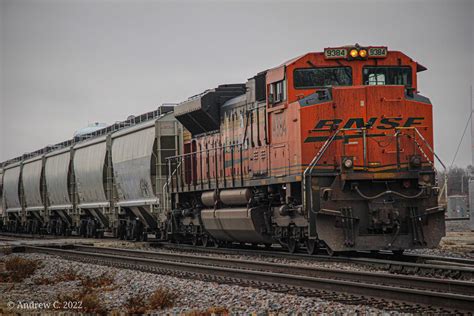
<box><xmin>324</xmin><ymin>48</ymin><xmax>347</xmax><ymax>59</ymax></box>
<box><xmin>368</xmin><ymin>47</ymin><xmax>387</xmax><ymax>58</ymax></box>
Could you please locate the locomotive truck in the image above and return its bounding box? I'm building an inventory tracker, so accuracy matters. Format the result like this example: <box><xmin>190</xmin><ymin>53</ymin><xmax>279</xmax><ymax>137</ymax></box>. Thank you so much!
<box><xmin>0</xmin><ymin>45</ymin><xmax>445</xmax><ymax>254</ymax></box>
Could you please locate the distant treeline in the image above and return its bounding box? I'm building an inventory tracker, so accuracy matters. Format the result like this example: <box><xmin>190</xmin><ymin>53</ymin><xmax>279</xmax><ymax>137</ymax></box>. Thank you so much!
<box><xmin>438</xmin><ymin>166</ymin><xmax>474</xmax><ymax>196</ymax></box>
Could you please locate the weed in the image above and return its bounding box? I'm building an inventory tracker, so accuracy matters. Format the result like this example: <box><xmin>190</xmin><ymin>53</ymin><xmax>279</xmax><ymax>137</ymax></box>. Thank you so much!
<box><xmin>125</xmin><ymin>287</ymin><xmax>177</xmax><ymax>313</ymax></box>
<box><xmin>148</xmin><ymin>287</ymin><xmax>177</xmax><ymax>310</ymax></box>
<box><xmin>1</xmin><ymin>247</ymin><xmax>13</xmax><ymax>255</ymax></box>
<box><xmin>33</xmin><ymin>268</ymin><xmax>80</xmax><ymax>285</ymax></box>
<box><xmin>186</xmin><ymin>307</ymin><xmax>230</xmax><ymax>316</ymax></box>
<box><xmin>125</xmin><ymin>295</ymin><xmax>147</xmax><ymax>314</ymax></box>
<box><xmin>1</xmin><ymin>257</ymin><xmax>39</xmax><ymax>282</ymax></box>
<box><xmin>81</xmin><ymin>273</ymin><xmax>114</xmax><ymax>290</ymax></box>
<box><xmin>57</xmin><ymin>290</ymin><xmax>107</xmax><ymax>314</ymax></box>
<box><xmin>33</xmin><ymin>276</ymin><xmax>52</xmax><ymax>285</ymax></box>
<box><xmin>80</xmin><ymin>292</ymin><xmax>107</xmax><ymax>314</ymax></box>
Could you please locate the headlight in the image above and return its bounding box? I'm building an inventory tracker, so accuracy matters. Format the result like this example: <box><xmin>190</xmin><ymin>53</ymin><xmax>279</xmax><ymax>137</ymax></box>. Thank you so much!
<box><xmin>359</xmin><ymin>49</ymin><xmax>367</xmax><ymax>58</ymax></box>
<box><xmin>422</xmin><ymin>174</ymin><xmax>431</xmax><ymax>183</ymax></box>
<box><xmin>402</xmin><ymin>179</ymin><xmax>411</xmax><ymax>188</ymax></box>
<box><xmin>409</xmin><ymin>155</ymin><xmax>422</xmax><ymax>169</ymax></box>
<box><xmin>343</xmin><ymin>158</ymin><xmax>353</xmax><ymax>169</ymax></box>
<box><xmin>349</xmin><ymin>49</ymin><xmax>359</xmax><ymax>58</ymax></box>
<box><xmin>418</xmin><ymin>173</ymin><xmax>433</xmax><ymax>186</ymax></box>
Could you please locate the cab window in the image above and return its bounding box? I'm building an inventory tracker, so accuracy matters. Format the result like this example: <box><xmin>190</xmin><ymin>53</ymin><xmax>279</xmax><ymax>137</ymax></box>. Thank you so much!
<box><xmin>293</xmin><ymin>67</ymin><xmax>352</xmax><ymax>89</ymax></box>
<box><xmin>363</xmin><ymin>66</ymin><xmax>412</xmax><ymax>87</ymax></box>
<box><xmin>268</xmin><ymin>79</ymin><xmax>286</xmax><ymax>105</ymax></box>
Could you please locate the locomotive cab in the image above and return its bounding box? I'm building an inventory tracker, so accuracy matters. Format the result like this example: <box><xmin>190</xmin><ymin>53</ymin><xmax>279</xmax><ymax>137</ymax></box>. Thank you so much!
<box><xmin>266</xmin><ymin>44</ymin><xmax>444</xmax><ymax>252</ymax></box>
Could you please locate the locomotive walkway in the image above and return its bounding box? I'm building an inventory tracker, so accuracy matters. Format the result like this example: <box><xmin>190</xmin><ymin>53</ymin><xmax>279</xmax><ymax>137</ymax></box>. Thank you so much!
<box><xmin>17</xmin><ymin>244</ymin><xmax>474</xmax><ymax>313</ymax></box>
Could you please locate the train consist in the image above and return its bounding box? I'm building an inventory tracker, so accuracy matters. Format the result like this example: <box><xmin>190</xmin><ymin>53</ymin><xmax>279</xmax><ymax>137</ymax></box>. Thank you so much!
<box><xmin>0</xmin><ymin>45</ymin><xmax>445</xmax><ymax>254</ymax></box>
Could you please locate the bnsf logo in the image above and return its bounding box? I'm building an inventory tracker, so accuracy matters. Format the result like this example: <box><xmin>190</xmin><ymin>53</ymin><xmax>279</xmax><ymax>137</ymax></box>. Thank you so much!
<box><xmin>305</xmin><ymin>117</ymin><xmax>425</xmax><ymax>143</ymax></box>
<box><xmin>314</xmin><ymin>117</ymin><xmax>424</xmax><ymax>130</ymax></box>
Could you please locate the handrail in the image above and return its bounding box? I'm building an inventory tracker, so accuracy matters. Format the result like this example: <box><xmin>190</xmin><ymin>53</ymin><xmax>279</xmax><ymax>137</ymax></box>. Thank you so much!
<box><xmin>303</xmin><ymin>127</ymin><xmax>374</xmax><ymax>214</ymax></box>
<box><xmin>163</xmin><ymin>126</ymin><xmax>447</xmax><ymax>214</ymax></box>
<box><xmin>396</xmin><ymin>127</ymin><xmax>447</xmax><ymax>205</ymax></box>
<box><xmin>165</xmin><ymin>142</ymin><xmax>244</xmax><ymax>161</ymax></box>
<box><xmin>303</xmin><ymin>128</ymin><xmax>344</xmax><ymax>215</ymax></box>
<box><xmin>303</xmin><ymin>126</ymin><xmax>447</xmax><ymax>214</ymax></box>
<box><xmin>162</xmin><ymin>159</ymin><xmax>183</xmax><ymax>212</ymax></box>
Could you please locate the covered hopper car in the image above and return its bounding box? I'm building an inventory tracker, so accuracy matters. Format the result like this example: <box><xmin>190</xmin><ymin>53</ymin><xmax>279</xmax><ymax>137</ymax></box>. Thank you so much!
<box><xmin>0</xmin><ymin>44</ymin><xmax>445</xmax><ymax>254</ymax></box>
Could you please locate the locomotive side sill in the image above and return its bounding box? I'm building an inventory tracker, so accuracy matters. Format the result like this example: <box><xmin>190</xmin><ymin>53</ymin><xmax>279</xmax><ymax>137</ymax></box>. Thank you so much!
<box><xmin>341</xmin><ymin>171</ymin><xmax>420</xmax><ymax>181</ymax></box>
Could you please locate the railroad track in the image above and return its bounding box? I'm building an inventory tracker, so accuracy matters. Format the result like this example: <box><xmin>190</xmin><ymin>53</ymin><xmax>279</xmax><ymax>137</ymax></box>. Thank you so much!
<box><xmin>0</xmin><ymin>232</ymin><xmax>116</xmax><ymax>240</ymax></box>
<box><xmin>153</xmin><ymin>241</ymin><xmax>474</xmax><ymax>267</ymax></box>
<box><xmin>0</xmin><ymin>232</ymin><xmax>58</xmax><ymax>240</ymax></box>
<box><xmin>151</xmin><ymin>242</ymin><xmax>474</xmax><ymax>279</ymax></box>
<box><xmin>17</xmin><ymin>245</ymin><xmax>474</xmax><ymax>312</ymax></box>
<box><xmin>3</xmin><ymin>231</ymin><xmax>474</xmax><ymax>279</ymax></box>
<box><xmin>4</xmin><ymin>231</ymin><xmax>473</xmax><ymax>266</ymax></box>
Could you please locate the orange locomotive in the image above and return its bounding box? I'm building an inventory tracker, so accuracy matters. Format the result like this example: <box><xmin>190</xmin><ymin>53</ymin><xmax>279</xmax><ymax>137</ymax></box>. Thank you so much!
<box><xmin>166</xmin><ymin>44</ymin><xmax>445</xmax><ymax>254</ymax></box>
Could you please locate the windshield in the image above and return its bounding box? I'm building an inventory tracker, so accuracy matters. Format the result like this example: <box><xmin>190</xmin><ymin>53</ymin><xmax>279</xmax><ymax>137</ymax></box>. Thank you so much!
<box><xmin>363</xmin><ymin>66</ymin><xmax>412</xmax><ymax>87</ymax></box>
<box><xmin>293</xmin><ymin>67</ymin><xmax>352</xmax><ymax>89</ymax></box>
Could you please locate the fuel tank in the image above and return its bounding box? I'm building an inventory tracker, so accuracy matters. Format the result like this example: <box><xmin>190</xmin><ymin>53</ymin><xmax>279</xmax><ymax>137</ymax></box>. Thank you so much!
<box><xmin>201</xmin><ymin>207</ymin><xmax>272</xmax><ymax>244</ymax></box>
<box><xmin>201</xmin><ymin>190</ymin><xmax>218</xmax><ymax>208</ymax></box>
<box><xmin>219</xmin><ymin>188</ymin><xmax>252</xmax><ymax>206</ymax></box>
<box><xmin>201</xmin><ymin>188</ymin><xmax>253</xmax><ymax>208</ymax></box>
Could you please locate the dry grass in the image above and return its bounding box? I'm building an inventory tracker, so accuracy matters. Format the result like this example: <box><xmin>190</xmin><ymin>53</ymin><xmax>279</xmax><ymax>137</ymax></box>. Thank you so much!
<box><xmin>0</xmin><ymin>257</ymin><xmax>40</xmax><ymax>282</ymax></box>
<box><xmin>1</xmin><ymin>247</ymin><xmax>13</xmax><ymax>255</ymax></box>
<box><xmin>2</xmin><ymin>260</ymin><xmax>177</xmax><ymax>314</ymax></box>
<box><xmin>125</xmin><ymin>295</ymin><xmax>147</xmax><ymax>314</ymax></box>
<box><xmin>81</xmin><ymin>292</ymin><xmax>107</xmax><ymax>314</ymax></box>
<box><xmin>148</xmin><ymin>287</ymin><xmax>177</xmax><ymax>310</ymax></box>
<box><xmin>34</xmin><ymin>268</ymin><xmax>80</xmax><ymax>285</ymax></box>
<box><xmin>126</xmin><ymin>287</ymin><xmax>178</xmax><ymax>313</ymax></box>
<box><xmin>53</xmin><ymin>272</ymin><xmax>114</xmax><ymax>313</ymax></box>
<box><xmin>57</xmin><ymin>290</ymin><xmax>107</xmax><ymax>314</ymax></box>
<box><xmin>0</xmin><ymin>301</ymin><xmax>17</xmax><ymax>316</ymax></box>
<box><xmin>34</xmin><ymin>269</ymin><xmax>115</xmax><ymax>313</ymax></box>
<box><xmin>81</xmin><ymin>273</ymin><xmax>115</xmax><ymax>290</ymax></box>
<box><xmin>187</xmin><ymin>307</ymin><xmax>230</xmax><ymax>316</ymax></box>
<box><xmin>33</xmin><ymin>269</ymin><xmax>115</xmax><ymax>291</ymax></box>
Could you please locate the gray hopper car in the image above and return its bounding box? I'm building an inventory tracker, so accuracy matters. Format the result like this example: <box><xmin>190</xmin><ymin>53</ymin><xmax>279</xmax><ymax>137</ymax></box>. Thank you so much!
<box><xmin>0</xmin><ymin>109</ymin><xmax>181</xmax><ymax>239</ymax></box>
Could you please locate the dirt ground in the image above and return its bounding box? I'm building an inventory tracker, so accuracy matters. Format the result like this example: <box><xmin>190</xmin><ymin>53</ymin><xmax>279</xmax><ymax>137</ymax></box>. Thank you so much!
<box><xmin>441</xmin><ymin>220</ymin><xmax>474</xmax><ymax>253</ymax></box>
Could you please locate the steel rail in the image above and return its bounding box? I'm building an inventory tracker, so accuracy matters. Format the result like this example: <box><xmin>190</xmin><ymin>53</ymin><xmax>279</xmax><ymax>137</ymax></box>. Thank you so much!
<box><xmin>71</xmin><ymin>245</ymin><xmax>474</xmax><ymax>295</ymax></box>
<box><xmin>0</xmin><ymin>232</ymin><xmax>57</xmax><ymax>239</ymax></box>
<box><xmin>20</xmin><ymin>245</ymin><xmax>474</xmax><ymax>312</ymax></box>
<box><xmin>3</xmin><ymin>232</ymin><xmax>473</xmax><ymax>268</ymax></box>
<box><xmin>151</xmin><ymin>242</ymin><xmax>474</xmax><ymax>278</ymax></box>
<box><xmin>3</xmin><ymin>231</ymin><xmax>474</xmax><ymax>278</ymax></box>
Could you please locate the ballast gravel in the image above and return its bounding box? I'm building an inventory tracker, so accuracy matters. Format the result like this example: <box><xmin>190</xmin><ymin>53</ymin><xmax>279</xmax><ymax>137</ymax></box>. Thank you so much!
<box><xmin>0</xmin><ymin>253</ymin><xmax>398</xmax><ymax>314</ymax></box>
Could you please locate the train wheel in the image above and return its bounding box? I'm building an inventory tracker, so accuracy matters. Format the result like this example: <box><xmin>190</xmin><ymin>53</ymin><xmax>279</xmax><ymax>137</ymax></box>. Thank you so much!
<box><xmin>80</xmin><ymin>220</ymin><xmax>87</xmax><ymax>237</ymax></box>
<box><xmin>287</xmin><ymin>238</ymin><xmax>298</xmax><ymax>253</ymax></box>
<box><xmin>202</xmin><ymin>235</ymin><xmax>210</xmax><ymax>247</ymax></box>
<box><xmin>305</xmin><ymin>239</ymin><xmax>317</xmax><ymax>255</ymax></box>
<box><xmin>392</xmin><ymin>249</ymin><xmax>404</xmax><ymax>256</ymax></box>
<box><xmin>192</xmin><ymin>235</ymin><xmax>199</xmax><ymax>246</ymax></box>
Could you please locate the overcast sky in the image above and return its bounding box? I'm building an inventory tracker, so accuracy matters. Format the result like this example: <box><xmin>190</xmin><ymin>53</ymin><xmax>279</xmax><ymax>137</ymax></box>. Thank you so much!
<box><xmin>0</xmin><ymin>0</ymin><xmax>473</xmax><ymax>168</ymax></box>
